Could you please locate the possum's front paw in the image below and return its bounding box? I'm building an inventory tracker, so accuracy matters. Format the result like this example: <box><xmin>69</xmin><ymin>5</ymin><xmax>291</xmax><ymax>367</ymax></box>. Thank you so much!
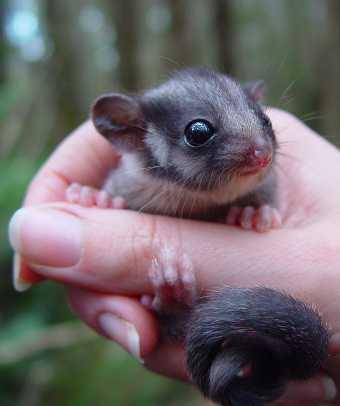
<box><xmin>65</xmin><ymin>182</ymin><xmax>125</xmax><ymax>209</ymax></box>
<box><xmin>225</xmin><ymin>204</ymin><xmax>281</xmax><ymax>232</ymax></box>
<box><xmin>141</xmin><ymin>245</ymin><xmax>199</xmax><ymax>337</ymax></box>
<box><xmin>142</xmin><ymin>245</ymin><xmax>198</xmax><ymax>315</ymax></box>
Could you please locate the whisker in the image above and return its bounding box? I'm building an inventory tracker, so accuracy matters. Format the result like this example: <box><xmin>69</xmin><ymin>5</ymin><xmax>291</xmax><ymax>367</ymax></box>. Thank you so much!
<box><xmin>299</xmin><ymin>112</ymin><xmax>325</xmax><ymax>124</ymax></box>
<box><xmin>273</xmin><ymin>50</ymin><xmax>290</xmax><ymax>87</ymax></box>
<box><xmin>128</xmin><ymin>123</ymin><xmax>148</xmax><ymax>132</ymax></box>
<box><xmin>108</xmin><ymin>164</ymin><xmax>165</xmax><ymax>181</ymax></box>
<box><xmin>279</xmin><ymin>97</ymin><xmax>295</xmax><ymax>110</ymax></box>
<box><xmin>136</xmin><ymin>177</ymin><xmax>184</xmax><ymax>214</ymax></box>
<box><xmin>177</xmin><ymin>178</ymin><xmax>195</xmax><ymax>219</ymax></box>
<box><xmin>273</xmin><ymin>161</ymin><xmax>289</xmax><ymax>177</ymax></box>
<box><xmin>159</xmin><ymin>56</ymin><xmax>182</xmax><ymax>68</ymax></box>
<box><xmin>275</xmin><ymin>78</ymin><xmax>298</xmax><ymax>110</ymax></box>
<box><xmin>275</xmin><ymin>151</ymin><xmax>295</xmax><ymax>161</ymax></box>
<box><xmin>299</xmin><ymin>111</ymin><xmax>323</xmax><ymax>120</ymax></box>
<box><xmin>187</xmin><ymin>166</ymin><xmax>213</xmax><ymax>218</ymax></box>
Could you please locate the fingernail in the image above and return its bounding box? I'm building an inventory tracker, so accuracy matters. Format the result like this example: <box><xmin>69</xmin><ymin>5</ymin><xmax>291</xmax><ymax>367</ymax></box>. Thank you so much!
<box><xmin>320</xmin><ymin>374</ymin><xmax>337</xmax><ymax>401</ymax></box>
<box><xmin>285</xmin><ymin>374</ymin><xmax>337</xmax><ymax>403</ymax></box>
<box><xmin>12</xmin><ymin>253</ymin><xmax>45</xmax><ymax>292</ymax></box>
<box><xmin>13</xmin><ymin>253</ymin><xmax>32</xmax><ymax>292</ymax></box>
<box><xmin>9</xmin><ymin>207</ymin><xmax>82</xmax><ymax>268</ymax></box>
<box><xmin>98</xmin><ymin>312</ymin><xmax>143</xmax><ymax>363</ymax></box>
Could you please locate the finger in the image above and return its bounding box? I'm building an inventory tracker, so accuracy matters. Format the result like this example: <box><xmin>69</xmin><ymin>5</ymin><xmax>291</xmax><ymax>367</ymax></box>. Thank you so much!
<box><xmin>267</xmin><ymin>109</ymin><xmax>340</xmax><ymax>223</ymax></box>
<box><xmin>65</xmin><ymin>285</ymin><xmax>160</xmax><ymax>362</ymax></box>
<box><xmin>66</xmin><ymin>283</ymin><xmax>338</xmax><ymax>397</ymax></box>
<box><xmin>17</xmin><ymin>121</ymin><xmax>119</xmax><ymax>287</ymax></box>
<box><xmin>23</xmin><ymin>120</ymin><xmax>120</xmax><ymax>206</ymax></box>
<box><xmin>66</xmin><ymin>285</ymin><xmax>189</xmax><ymax>381</ymax></box>
<box><xmin>143</xmin><ymin>340</ymin><xmax>188</xmax><ymax>381</ymax></box>
<box><xmin>15</xmin><ymin>110</ymin><xmax>340</xmax><ymax>290</ymax></box>
<box><xmin>9</xmin><ymin>203</ymin><xmax>340</xmax><ymax>307</ymax></box>
<box><xmin>273</xmin><ymin>374</ymin><xmax>337</xmax><ymax>405</ymax></box>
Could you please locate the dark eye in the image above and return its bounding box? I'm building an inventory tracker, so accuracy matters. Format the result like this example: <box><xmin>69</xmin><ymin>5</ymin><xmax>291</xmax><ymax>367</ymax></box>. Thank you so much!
<box><xmin>184</xmin><ymin>120</ymin><xmax>215</xmax><ymax>147</ymax></box>
<box><xmin>261</xmin><ymin>113</ymin><xmax>271</xmax><ymax>127</ymax></box>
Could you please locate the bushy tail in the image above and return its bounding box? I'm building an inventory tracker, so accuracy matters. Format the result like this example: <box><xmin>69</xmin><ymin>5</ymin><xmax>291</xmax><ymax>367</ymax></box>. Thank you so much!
<box><xmin>185</xmin><ymin>286</ymin><xmax>330</xmax><ymax>406</ymax></box>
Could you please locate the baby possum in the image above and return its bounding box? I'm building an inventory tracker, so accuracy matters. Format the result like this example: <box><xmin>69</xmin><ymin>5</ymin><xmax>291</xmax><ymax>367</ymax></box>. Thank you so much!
<box><xmin>66</xmin><ymin>68</ymin><xmax>330</xmax><ymax>406</ymax></box>
<box><xmin>69</xmin><ymin>67</ymin><xmax>280</xmax><ymax>230</ymax></box>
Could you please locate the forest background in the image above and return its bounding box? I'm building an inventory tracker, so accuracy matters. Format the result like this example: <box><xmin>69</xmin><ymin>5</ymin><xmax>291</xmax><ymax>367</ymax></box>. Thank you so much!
<box><xmin>1</xmin><ymin>1</ymin><xmax>340</xmax><ymax>405</ymax></box>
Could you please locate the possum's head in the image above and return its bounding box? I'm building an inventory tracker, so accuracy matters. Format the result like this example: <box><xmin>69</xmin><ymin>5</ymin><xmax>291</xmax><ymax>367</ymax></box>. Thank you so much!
<box><xmin>91</xmin><ymin>68</ymin><xmax>276</xmax><ymax>192</ymax></box>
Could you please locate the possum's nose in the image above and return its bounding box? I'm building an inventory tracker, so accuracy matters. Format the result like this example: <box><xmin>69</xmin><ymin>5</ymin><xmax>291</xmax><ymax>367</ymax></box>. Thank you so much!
<box><xmin>245</xmin><ymin>137</ymin><xmax>272</xmax><ymax>169</ymax></box>
<box><xmin>247</xmin><ymin>147</ymin><xmax>272</xmax><ymax>168</ymax></box>
<box><xmin>237</xmin><ymin>136</ymin><xmax>273</xmax><ymax>176</ymax></box>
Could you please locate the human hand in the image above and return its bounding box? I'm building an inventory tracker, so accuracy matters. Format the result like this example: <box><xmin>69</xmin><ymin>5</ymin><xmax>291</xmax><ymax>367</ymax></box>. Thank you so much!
<box><xmin>8</xmin><ymin>110</ymin><xmax>340</xmax><ymax>404</ymax></box>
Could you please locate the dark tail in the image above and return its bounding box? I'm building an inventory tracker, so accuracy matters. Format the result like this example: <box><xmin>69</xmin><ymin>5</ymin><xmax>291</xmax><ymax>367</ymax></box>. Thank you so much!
<box><xmin>185</xmin><ymin>286</ymin><xmax>330</xmax><ymax>406</ymax></box>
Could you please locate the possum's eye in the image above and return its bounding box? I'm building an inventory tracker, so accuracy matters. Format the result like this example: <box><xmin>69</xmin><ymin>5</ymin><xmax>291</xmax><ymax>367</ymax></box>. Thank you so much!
<box><xmin>261</xmin><ymin>113</ymin><xmax>271</xmax><ymax>127</ymax></box>
<box><xmin>184</xmin><ymin>120</ymin><xmax>215</xmax><ymax>147</ymax></box>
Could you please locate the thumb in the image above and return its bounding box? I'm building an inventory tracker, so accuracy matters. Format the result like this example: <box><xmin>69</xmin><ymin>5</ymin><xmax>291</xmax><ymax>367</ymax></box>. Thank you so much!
<box><xmin>8</xmin><ymin>202</ymin><xmax>173</xmax><ymax>293</ymax></box>
<box><xmin>7</xmin><ymin>201</ymin><xmax>333</xmax><ymax>299</ymax></box>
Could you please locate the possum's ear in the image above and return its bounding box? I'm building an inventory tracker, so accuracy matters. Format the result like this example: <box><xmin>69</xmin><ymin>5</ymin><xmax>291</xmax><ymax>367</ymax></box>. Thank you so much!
<box><xmin>91</xmin><ymin>94</ymin><xmax>146</xmax><ymax>151</ymax></box>
<box><xmin>243</xmin><ymin>80</ymin><xmax>266</xmax><ymax>103</ymax></box>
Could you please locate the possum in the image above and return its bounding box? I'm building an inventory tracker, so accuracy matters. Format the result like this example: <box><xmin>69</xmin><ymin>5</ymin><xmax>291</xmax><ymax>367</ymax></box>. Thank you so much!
<box><xmin>66</xmin><ymin>67</ymin><xmax>330</xmax><ymax>406</ymax></box>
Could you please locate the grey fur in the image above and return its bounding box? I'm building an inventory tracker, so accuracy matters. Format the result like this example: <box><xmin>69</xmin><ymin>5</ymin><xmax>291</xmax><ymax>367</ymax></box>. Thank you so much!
<box><xmin>92</xmin><ymin>67</ymin><xmax>278</xmax><ymax>220</ymax></box>
<box><xmin>185</xmin><ymin>287</ymin><xmax>330</xmax><ymax>406</ymax></box>
<box><xmin>91</xmin><ymin>68</ymin><xmax>330</xmax><ymax>406</ymax></box>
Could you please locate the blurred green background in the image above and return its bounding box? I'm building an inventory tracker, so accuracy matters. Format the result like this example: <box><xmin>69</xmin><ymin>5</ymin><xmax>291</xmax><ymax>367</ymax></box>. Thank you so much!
<box><xmin>1</xmin><ymin>1</ymin><xmax>339</xmax><ymax>405</ymax></box>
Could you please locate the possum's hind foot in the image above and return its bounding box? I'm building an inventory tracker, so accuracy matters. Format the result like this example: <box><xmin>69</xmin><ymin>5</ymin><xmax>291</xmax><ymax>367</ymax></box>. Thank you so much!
<box><xmin>142</xmin><ymin>245</ymin><xmax>198</xmax><ymax>315</ymax></box>
<box><xmin>65</xmin><ymin>182</ymin><xmax>125</xmax><ymax>209</ymax></box>
<box><xmin>225</xmin><ymin>204</ymin><xmax>281</xmax><ymax>232</ymax></box>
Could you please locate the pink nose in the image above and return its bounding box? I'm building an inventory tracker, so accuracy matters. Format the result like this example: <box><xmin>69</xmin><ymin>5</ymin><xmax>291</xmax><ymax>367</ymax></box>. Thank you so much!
<box><xmin>244</xmin><ymin>137</ymin><xmax>272</xmax><ymax>169</ymax></box>
<box><xmin>248</xmin><ymin>148</ymin><xmax>272</xmax><ymax>168</ymax></box>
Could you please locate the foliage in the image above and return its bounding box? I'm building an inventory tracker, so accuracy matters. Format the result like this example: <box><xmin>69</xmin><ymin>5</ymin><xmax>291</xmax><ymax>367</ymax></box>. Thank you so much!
<box><xmin>1</xmin><ymin>1</ymin><xmax>339</xmax><ymax>405</ymax></box>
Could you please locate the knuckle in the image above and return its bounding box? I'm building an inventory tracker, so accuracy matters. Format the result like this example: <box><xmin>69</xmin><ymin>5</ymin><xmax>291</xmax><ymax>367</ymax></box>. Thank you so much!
<box><xmin>125</xmin><ymin>213</ymin><xmax>160</xmax><ymax>271</ymax></box>
<box><xmin>125</xmin><ymin>214</ymin><xmax>180</xmax><ymax>277</ymax></box>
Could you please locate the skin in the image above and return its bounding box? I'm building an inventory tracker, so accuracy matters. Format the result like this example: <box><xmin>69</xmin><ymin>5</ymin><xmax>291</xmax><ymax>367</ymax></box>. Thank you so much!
<box><xmin>9</xmin><ymin>108</ymin><xmax>340</xmax><ymax>405</ymax></box>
